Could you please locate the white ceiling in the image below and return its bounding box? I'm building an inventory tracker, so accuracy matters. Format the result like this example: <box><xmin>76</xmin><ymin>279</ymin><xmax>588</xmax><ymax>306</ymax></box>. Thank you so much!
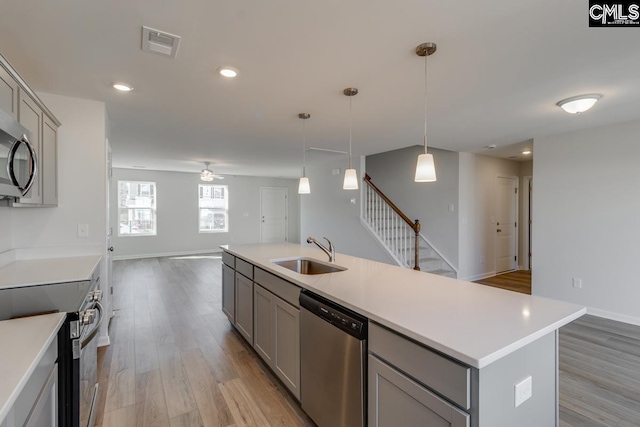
<box><xmin>1</xmin><ymin>0</ymin><xmax>638</xmax><ymax>178</ymax></box>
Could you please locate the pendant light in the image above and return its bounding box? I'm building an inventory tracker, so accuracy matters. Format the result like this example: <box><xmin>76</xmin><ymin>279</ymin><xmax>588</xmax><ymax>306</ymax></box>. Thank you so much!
<box><xmin>343</xmin><ymin>87</ymin><xmax>359</xmax><ymax>190</ymax></box>
<box><xmin>414</xmin><ymin>42</ymin><xmax>437</xmax><ymax>182</ymax></box>
<box><xmin>298</xmin><ymin>113</ymin><xmax>311</xmax><ymax>194</ymax></box>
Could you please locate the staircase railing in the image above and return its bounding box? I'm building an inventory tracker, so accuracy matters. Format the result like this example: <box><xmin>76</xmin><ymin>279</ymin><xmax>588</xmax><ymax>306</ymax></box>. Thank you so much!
<box><xmin>362</xmin><ymin>174</ymin><xmax>421</xmax><ymax>270</ymax></box>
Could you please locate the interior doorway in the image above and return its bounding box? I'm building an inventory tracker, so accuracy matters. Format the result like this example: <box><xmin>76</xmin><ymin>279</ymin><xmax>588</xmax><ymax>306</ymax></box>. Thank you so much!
<box><xmin>495</xmin><ymin>176</ymin><xmax>518</xmax><ymax>274</ymax></box>
<box><xmin>260</xmin><ymin>187</ymin><xmax>288</xmax><ymax>243</ymax></box>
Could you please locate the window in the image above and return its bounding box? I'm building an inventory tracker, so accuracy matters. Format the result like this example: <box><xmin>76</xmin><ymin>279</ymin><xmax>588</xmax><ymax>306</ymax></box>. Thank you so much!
<box><xmin>118</xmin><ymin>181</ymin><xmax>157</xmax><ymax>236</ymax></box>
<box><xmin>199</xmin><ymin>184</ymin><xmax>228</xmax><ymax>232</ymax></box>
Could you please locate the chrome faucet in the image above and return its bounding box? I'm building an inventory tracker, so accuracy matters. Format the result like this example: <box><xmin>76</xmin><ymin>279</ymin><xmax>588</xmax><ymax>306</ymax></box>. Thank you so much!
<box><xmin>307</xmin><ymin>237</ymin><xmax>335</xmax><ymax>263</ymax></box>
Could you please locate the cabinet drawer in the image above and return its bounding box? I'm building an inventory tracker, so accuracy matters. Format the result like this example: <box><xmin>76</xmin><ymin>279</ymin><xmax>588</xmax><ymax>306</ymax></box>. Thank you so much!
<box><xmin>236</xmin><ymin>258</ymin><xmax>254</xmax><ymax>280</ymax></box>
<box><xmin>254</xmin><ymin>268</ymin><xmax>300</xmax><ymax>308</ymax></box>
<box><xmin>369</xmin><ymin>322</ymin><xmax>470</xmax><ymax>410</ymax></box>
<box><xmin>222</xmin><ymin>251</ymin><xmax>235</xmax><ymax>268</ymax></box>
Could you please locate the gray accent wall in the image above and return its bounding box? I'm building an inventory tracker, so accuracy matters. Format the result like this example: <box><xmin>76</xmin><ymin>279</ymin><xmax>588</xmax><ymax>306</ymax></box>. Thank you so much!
<box><xmin>366</xmin><ymin>146</ymin><xmax>459</xmax><ymax>268</ymax></box>
<box><xmin>532</xmin><ymin>119</ymin><xmax>640</xmax><ymax>324</ymax></box>
<box><xmin>111</xmin><ymin>168</ymin><xmax>300</xmax><ymax>259</ymax></box>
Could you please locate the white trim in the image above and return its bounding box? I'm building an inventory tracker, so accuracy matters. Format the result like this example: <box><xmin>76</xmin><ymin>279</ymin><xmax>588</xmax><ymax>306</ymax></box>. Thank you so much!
<box><xmin>359</xmin><ymin>218</ymin><xmax>404</xmax><ymax>267</ymax></box>
<box><xmin>97</xmin><ymin>335</ymin><xmax>111</xmax><ymax>347</ymax></box>
<box><xmin>587</xmin><ymin>307</ymin><xmax>640</xmax><ymax>327</ymax></box>
<box><xmin>522</xmin><ymin>176</ymin><xmax>532</xmax><ymax>270</ymax></box>
<box><xmin>460</xmin><ymin>271</ymin><xmax>496</xmax><ymax>281</ymax></box>
<box><xmin>417</xmin><ymin>233</ymin><xmax>458</xmax><ymax>277</ymax></box>
<box><xmin>495</xmin><ymin>175</ymin><xmax>519</xmax><ymax>274</ymax></box>
<box><xmin>113</xmin><ymin>249</ymin><xmax>222</xmax><ymax>261</ymax></box>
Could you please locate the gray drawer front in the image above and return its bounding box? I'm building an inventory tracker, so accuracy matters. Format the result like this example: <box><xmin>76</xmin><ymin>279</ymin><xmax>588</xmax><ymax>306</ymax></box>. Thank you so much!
<box><xmin>254</xmin><ymin>268</ymin><xmax>301</xmax><ymax>308</ymax></box>
<box><xmin>222</xmin><ymin>251</ymin><xmax>235</xmax><ymax>268</ymax></box>
<box><xmin>236</xmin><ymin>258</ymin><xmax>254</xmax><ymax>279</ymax></box>
<box><xmin>369</xmin><ymin>322</ymin><xmax>470</xmax><ymax>410</ymax></box>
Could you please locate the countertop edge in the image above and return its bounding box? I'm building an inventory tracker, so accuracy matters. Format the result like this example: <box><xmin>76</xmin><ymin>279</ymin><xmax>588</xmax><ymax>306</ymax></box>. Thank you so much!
<box><xmin>0</xmin><ymin>255</ymin><xmax>102</xmax><ymax>289</ymax></box>
<box><xmin>0</xmin><ymin>312</ymin><xmax>66</xmax><ymax>424</ymax></box>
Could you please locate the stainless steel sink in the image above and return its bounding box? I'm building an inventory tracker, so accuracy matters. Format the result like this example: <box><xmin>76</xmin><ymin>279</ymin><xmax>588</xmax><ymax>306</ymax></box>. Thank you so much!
<box><xmin>271</xmin><ymin>257</ymin><xmax>347</xmax><ymax>275</ymax></box>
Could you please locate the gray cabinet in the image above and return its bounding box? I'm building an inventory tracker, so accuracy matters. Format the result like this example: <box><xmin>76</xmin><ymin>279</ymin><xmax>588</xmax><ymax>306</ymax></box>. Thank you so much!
<box><xmin>369</xmin><ymin>355</ymin><xmax>469</xmax><ymax>427</ymax></box>
<box><xmin>24</xmin><ymin>364</ymin><xmax>58</xmax><ymax>427</ymax></box>
<box><xmin>0</xmin><ymin>65</ymin><xmax>18</xmax><ymax>118</ymax></box>
<box><xmin>235</xmin><ymin>272</ymin><xmax>254</xmax><ymax>343</ymax></box>
<box><xmin>41</xmin><ymin>115</ymin><xmax>58</xmax><ymax>206</ymax></box>
<box><xmin>252</xmin><ymin>283</ymin><xmax>300</xmax><ymax>400</ymax></box>
<box><xmin>222</xmin><ymin>264</ymin><xmax>235</xmax><ymax>323</ymax></box>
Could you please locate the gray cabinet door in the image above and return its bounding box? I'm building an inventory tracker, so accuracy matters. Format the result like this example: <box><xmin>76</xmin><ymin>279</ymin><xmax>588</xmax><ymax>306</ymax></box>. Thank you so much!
<box><xmin>17</xmin><ymin>90</ymin><xmax>42</xmax><ymax>204</ymax></box>
<box><xmin>41</xmin><ymin>115</ymin><xmax>58</xmax><ymax>206</ymax></box>
<box><xmin>254</xmin><ymin>284</ymin><xmax>274</xmax><ymax>365</ymax></box>
<box><xmin>369</xmin><ymin>355</ymin><xmax>469</xmax><ymax>427</ymax></box>
<box><xmin>0</xmin><ymin>65</ymin><xmax>18</xmax><ymax>118</ymax></box>
<box><xmin>222</xmin><ymin>264</ymin><xmax>235</xmax><ymax>323</ymax></box>
<box><xmin>274</xmin><ymin>296</ymin><xmax>300</xmax><ymax>400</ymax></box>
<box><xmin>235</xmin><ymin>273</ymin><xmax>254</xmax><ymax>344</ymax></box>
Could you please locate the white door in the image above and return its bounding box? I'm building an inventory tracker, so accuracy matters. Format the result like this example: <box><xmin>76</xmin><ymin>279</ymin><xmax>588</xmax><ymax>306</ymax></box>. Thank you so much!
<box><xmin>496</xmin><ymin>177</ymin><xmax>518</xmax><ymax>273</ymax></box>
<box><xmin>260</xmin><ymin>187</ymin><xmax>288</xmax><ymax>243</ymax></box>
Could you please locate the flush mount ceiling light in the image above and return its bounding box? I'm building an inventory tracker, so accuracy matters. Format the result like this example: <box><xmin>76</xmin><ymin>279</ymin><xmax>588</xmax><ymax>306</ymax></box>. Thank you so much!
<box><xmin>217</xmin><ymin>66</ymin><xmax>239</xmax><ymax>78</ymax></box>
<box><xmin>112</xmin><ymin>83</ymin><xmax>134</xmax><ymax>92</ymax></box>
<box><xmin>343</xmin><ymin>87</ymin><xmax>359</xmax><ymax>190</ymax></box>
<box><xmin>556</xmin><ymin>94</ymin><xmax>602</xmax><ymax>114</ymax></box>
<box><xmin>522</xmin><ymin>150</ymin><xmax>532</xmax><ymax>155</ymax></box>
<box><xmin>414</xmin><ymin>42</ymin><xmax>437</xmax><ymax>183</ymax></box>
<box><xmin>298</xmin><ymin>113</ymin><xmax>311</xmax><ymax>194</ymax></box>
<box><xmin>200</xmin><ymin>162</ymin><xmax>224</xmax><ymax>181</ymax></box>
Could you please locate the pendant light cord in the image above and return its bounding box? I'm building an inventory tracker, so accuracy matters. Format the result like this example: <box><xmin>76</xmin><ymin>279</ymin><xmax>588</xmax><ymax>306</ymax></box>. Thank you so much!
<box><xmin>349</xmin><ymin>94</ymin><xmax>353</xmax><ymax>168</ymax></box>
<box><xmin>423</xmin><ymin>53</ymin><xmax>428</xmax><ymax>154</ymax></box>
<box><xmin>302</xmin><ymin>118</ymin><xmax>306</xmax><ymax>176</ymax></box>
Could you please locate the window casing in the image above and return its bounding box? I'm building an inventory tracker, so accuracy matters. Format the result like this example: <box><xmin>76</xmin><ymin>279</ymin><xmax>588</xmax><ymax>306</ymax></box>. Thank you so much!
<box><xmin>199</xmin><ymin>184</ymin><xmax>228</xmax><ymax>232</ymax></box>
<box><xmin>118</xmin><ymin>181</ymin><xmax>157</xmax><ymax>236</ymax></box>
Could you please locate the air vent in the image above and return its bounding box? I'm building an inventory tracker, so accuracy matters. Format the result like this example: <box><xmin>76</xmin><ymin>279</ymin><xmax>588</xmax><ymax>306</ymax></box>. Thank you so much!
<box><xmin>142</xmin><ymin>26</ymin><xmax>181</xmax><ymax>58</ymax></box>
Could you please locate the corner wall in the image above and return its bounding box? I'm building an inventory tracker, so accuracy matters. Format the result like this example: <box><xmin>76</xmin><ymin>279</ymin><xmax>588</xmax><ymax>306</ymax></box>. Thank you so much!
<box><xmin>532</xmin><ymin>119</ymin><xmax>640</xmax><ymax>324</ymax></box>
<box><xmin>111</xmin><ymin>168</ymin><xmax>300</xmax><ymax>259</ymax></box>
<box><xmin>0</xmin><ymin>208</ymin><xmax>11</xmax><ymax>253</ymax></box>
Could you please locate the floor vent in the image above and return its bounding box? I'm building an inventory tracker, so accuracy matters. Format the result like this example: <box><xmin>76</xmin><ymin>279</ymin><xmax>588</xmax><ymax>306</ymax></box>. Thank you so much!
<box><xmin>141</xmin><ymin>26</ymin><xmax>181</xmax><ymax>58</ymax></box>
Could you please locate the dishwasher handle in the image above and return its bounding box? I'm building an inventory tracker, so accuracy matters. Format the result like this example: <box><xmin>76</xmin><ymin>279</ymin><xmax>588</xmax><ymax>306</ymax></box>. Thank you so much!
<box><xmin>300</xmin><ymin>290</ymin><xmax>367</xmax><ymax>340</ymax></box>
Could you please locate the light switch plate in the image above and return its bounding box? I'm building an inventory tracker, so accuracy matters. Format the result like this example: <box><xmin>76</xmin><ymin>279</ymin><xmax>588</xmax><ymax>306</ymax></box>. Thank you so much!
<box><xmin>78</xmin><ymin>223</ymin><xmax>89</xmax><ymax>238</ymax></box>
<box><xmin>572</xmin><ymin>278</ymin><xmax>582</xmax><ymax>288</ymax></box>
<box><xmin>514</xmin><ymin>376</ymin><xmax>532</xmax><ymax>407</ymax></box>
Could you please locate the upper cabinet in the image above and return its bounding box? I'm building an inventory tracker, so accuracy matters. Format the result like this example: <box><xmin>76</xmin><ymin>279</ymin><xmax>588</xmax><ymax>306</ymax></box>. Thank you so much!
<box><xmin>0</xmin><ymin>53</ymin><xmax>60</xmax><ymax>207</ymax></box>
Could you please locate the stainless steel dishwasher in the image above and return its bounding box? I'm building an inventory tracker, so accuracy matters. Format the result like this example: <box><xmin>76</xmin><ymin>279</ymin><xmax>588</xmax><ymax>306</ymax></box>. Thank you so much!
<box><xmin>300</xmin><ymin>289</ymin><xmax>367</xmax><ymax>427</ymax></box>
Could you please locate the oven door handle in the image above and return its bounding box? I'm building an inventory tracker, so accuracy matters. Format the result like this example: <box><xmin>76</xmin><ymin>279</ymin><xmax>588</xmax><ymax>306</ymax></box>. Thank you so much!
<box><xmin>81</xmin><ymin>301</ymin><xmax>104</xmax><ymax>349</ymax></box>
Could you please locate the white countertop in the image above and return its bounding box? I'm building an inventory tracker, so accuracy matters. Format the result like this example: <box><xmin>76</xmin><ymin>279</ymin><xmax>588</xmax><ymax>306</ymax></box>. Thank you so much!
<box><xmin>0</xmin><ymin>255</ymin><xmax>102</xmax><ymax>289</ymax></box>
<box><xmin>224</xmin><ymin>243</ymin><xmax>586</xmax><ymax>369</ymax></box>
<box><xmin>0</xmin><ymin>312</ymin><xmax>66</xmax><ymax>424</ymax></box>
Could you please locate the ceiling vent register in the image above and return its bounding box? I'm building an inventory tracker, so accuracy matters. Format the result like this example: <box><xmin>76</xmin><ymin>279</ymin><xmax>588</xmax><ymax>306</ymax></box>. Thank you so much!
<box><xmin>142</xmin><ymin>26</ymin><xmax>181</xmax><ymax>58</ymax></box>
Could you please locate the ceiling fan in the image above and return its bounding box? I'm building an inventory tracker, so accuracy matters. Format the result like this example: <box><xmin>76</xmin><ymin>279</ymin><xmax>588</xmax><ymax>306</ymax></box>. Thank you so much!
<box><xmin>200</xmin><ymin>162</ymin><xmax>224</xmax><ymax>181</ymax></box>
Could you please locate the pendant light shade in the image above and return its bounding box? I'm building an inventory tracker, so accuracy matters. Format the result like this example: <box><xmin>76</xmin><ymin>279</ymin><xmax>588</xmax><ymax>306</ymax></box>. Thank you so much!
<box><xmin>415</xmin><ymin>153</ymin><xmax>437</xmax><ymax>182</ymax></box>
<box><xmin>298</xmin><ymin>113</ymin><xmax>311</xmax><ymax>194</ymax></box>
<box><xmin>343</xmin><ymin>87</ymin><xmax>359</xmax><ymax>190</ymax></box>
<box><xmin>414</xmin><ymin>42</ymin><xmax>437</xmax><ymax>183</ymax></box>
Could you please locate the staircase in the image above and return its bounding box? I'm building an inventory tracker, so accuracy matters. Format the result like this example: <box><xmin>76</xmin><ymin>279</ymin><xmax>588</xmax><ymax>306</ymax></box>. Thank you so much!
<box><xmin>361</xmin><ymin>174</ymin><xmax>457</xmax><ymax>278</ymax></box>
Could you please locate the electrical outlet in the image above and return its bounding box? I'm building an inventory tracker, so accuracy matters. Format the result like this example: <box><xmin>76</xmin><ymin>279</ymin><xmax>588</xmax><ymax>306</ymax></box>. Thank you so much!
<box><xmin>572</xmin><ymin>278</ymin><xmax>582</xmax><ymax>289</ymax></box>
<box><xmin>514</xmin><ymin>376</ymin><xmax>532</xmax><ymax>408</ymax></box>
<box><xmin>78</xmin><ymin>223</ymin><xmax>89</xmax><ymax>238</ymax></box>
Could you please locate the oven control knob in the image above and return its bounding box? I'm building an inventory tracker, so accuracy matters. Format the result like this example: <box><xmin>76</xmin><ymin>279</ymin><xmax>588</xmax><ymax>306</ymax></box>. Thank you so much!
<box><xmin>81</xmin><ymin>309</ymin><xmax>96</xmax><ymax>326</ymax></box>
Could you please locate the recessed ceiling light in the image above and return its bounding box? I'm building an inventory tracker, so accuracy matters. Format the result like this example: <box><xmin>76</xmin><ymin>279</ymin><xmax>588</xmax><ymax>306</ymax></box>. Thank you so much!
<box><xmin>217</xmin><ymin>67</ymin><xmax>239</xmax><ymax>78</ymax></box>
<box><xmin>522</xmin><ymin>150</ymin><xmax>532</xmax><ymax>155</ymax></box>
<box><xmin>113</xmin><ymin>83</ymin><xmax>134</xmax><ymax>92</ymax></box>
<box><xmin>484</xmin><ymin>144</ymin><xmax>497</xmax><ymax>150</ymax></box>
<box><xmin>556</xmin><ymin>94</ymin><xmax>602</xmax><ymax>114</ymax></box>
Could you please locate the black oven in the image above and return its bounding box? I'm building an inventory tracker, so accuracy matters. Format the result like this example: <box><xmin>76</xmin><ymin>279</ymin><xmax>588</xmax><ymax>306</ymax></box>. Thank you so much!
<box><xmin>0</xmin><ymin>109</ymin><xmax>37</xmax><ymax>199</ymax></box>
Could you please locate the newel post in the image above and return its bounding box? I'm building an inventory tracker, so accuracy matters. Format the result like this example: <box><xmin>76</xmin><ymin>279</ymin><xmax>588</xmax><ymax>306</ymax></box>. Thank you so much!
<box><xmin>414</xmin><ymin>219</ymin><xmax>421</xmax><ymax>271</ymax></box>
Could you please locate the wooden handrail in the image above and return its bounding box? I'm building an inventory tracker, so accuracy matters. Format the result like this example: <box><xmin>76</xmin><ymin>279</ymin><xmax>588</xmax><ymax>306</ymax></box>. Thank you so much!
<box><xmin>364</xmin><ymin>174</ymin><xmax>420</xmax><ymax>233</ymax></box>
<box><xmin>364</xmin><ymin>174</ymin><xmax>421</xmax><ymax>270</ymax></box>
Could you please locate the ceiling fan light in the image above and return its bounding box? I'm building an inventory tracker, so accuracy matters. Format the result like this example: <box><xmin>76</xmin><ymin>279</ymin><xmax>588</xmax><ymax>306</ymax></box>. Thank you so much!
<box><xmin>343</xmin><ymin>168</ymin><xmax>359</xmax><ymax>190</ymax></box>
<box><xmin>298</xmin><ymin>176</ymin><xmax>311</xmax><ymax>194</ymax></box>
<box><xmin>200</xmin><ymin>169</ymin><xmax>214</xmax><ymax>181</ymax></box>
<box><xmin>556</xmin><ymin>94</ymin><xmax>602</xmax><ymax>114</ymax></box>
<box><xmin>414</xmin><ymin>153</ymin><xmax>437</xmax><ymax>182</ymax></box>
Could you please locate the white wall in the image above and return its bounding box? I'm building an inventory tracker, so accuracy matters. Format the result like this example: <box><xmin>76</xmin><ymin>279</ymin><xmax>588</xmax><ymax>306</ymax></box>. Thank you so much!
<box><xmin>300</xmin><ymin>157</ymin><xmax>394</xmax><ymax>264</ymax></box>
<box><xmin>366</xmin><ymin>146</ymin><xmax>459</xmax><ymax>267</ymax></box>
<box><xmin>458</xmin><ymin>153</ymin><xmax>520</xmax><ymax>280</ymax></box>
<box><xmin>111</xmin><ymin>168</ymin><xmax>300</xmax><ymax>259</ymax></box>
<box><xmin>0</xmin><ymin>208</ymin><xmax>11</xmax><ymax>252</ymax></box>
<box><xmin>532</xmin><ymin>119</ymin><xmax>640</xmax><ymax>324</ymax></box>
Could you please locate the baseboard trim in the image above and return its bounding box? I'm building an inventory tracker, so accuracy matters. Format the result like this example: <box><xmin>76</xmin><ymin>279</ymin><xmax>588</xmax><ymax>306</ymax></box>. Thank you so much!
<box><xmin>460</xmin><ymin>271</ymin><xmax>496</xmax><ymax>281</ymax></box>
<box><xmin>587</xmin><ymin>307</ymin><xmax>640</xmax><ymax>327</ymax></box>
<box><xmin>113</xmin><ymin>249</ymin><xmax>223</xmax><ymax>261</ymax></box>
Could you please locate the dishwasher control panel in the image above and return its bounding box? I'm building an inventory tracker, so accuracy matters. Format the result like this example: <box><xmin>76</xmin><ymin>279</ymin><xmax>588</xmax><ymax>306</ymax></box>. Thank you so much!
<box><xmin>300</xmin><ymin>290</ymin><xmax>367</xmax><ymax>339</ymax></box>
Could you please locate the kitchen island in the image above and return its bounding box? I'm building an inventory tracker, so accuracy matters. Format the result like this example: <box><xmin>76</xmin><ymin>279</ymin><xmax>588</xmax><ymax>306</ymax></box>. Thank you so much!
<box><xmin>221</xmin><ymin>243</ymin><xmax>585</xmax><ymax>427</ymax></box>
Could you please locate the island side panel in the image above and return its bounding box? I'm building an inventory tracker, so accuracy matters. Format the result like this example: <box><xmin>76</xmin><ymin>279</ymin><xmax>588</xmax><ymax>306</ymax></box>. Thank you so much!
<box><xmin>478</xmin><ymin>331</ymin><xmax>557</xmax><ymax>427</ymax></box>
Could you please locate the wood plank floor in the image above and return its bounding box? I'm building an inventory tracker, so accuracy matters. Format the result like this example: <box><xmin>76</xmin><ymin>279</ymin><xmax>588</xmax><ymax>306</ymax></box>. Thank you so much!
<box><xmin>95</xmin><ymin>255</ymin><xmax>314</xmax><ymax>427</ymax></box>
<box><xmin>97</xmin><ymin>257</ymin><xmax>640</xmax><ymax>427</ymax></box>
<box><xmin>475</xmin><ymin>270</ymin><xmax>532</xmax><ymax>294</ymax></box>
